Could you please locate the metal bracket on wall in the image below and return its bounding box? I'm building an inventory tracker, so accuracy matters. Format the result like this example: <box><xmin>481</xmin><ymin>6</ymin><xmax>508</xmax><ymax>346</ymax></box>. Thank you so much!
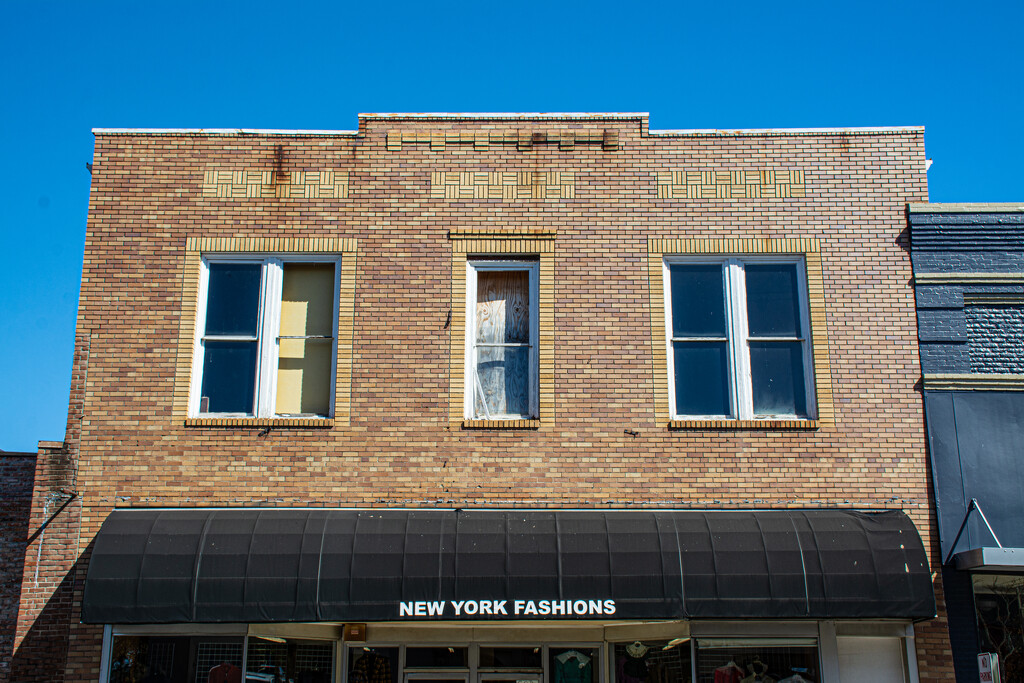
<box><xmin>943</xmin><ymin>498</ymin><xmax>1004</xmax><ymax>565</ymax></box>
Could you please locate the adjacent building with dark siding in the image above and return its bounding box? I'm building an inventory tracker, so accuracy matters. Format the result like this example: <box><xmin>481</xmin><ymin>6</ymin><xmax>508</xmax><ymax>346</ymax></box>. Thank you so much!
<box><xmin>910</xmin><ymin>202</ymin><xmax>1024</xmax><ymax>681</ymax></box>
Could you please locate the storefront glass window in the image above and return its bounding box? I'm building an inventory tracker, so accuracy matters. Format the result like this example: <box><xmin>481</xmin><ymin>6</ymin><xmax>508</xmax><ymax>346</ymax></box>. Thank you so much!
<box><xmin>549</xmin><ymin>648</ymin><xmax>597</xmax><ymax>683</ymax></box>
<box><xmin>406</xmin><ymin>647</ymin><xmax>469</xmax><ymax>668</ymax></box>
<box><xmin>974</xmin><ymin>573</ymin><xmax>1024</xmax><ymax>681</ymax></box>
<box><xmin>245</xmin><ymin>636</ymin><xmax>334</xmax><ymax>683</ymax></box>
<box><xmin>108</xmin><ymin>635</ymin><xmax>244</xmax><ymax>683</ymax></box>
<box><xmin>479</xmin><ymin>647</ymin><xmax>543</xmax><ymax>669</ymax></box>
<box><xmin>694</xmin><ymin>640</ymin><xmax>818</xmax><ymax>683</ymax></box>
<box><xmin>349</xmin><ymin>647</ymin><xmax>399</xmax><ymax>683</ymax></box>
<box><xmin>613</xmin><ymin>640</ymin><xmax>692</xmax><ymax>683</ymax></box>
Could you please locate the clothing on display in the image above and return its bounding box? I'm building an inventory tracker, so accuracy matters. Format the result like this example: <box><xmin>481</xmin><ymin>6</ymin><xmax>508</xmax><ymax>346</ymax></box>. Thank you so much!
<box><xmin>554</xmin><ymin>650</ymin><xmax>593</xmax><ymax>683</ymax></box>
<box><xmin>208</xmin><ymin>662</ymin><xmax>242</xmax><ymax>683</ymax></box>
<box><xmin>352</xmin><ymin>651</ymin><xmax>392</xmax><ymax>683</ymax></box>
<box><xmin>713</xmin><ymin>662</ymin><xmax>744</xmax><ymax>683</ymax></box>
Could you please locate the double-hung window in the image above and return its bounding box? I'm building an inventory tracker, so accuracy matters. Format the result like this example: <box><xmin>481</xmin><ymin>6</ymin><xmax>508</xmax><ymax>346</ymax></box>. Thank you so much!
<box><xmin>464</xmin><ymin>260</ymin><xmax>539</xmax><ymax>420</ymax></box>
<box><xmin>190</xmin><ymin>256</ymin><xmax>339</xmax><ymax>418</ymax></box>
<box><xmin>665</xmin><ymin>257</ymin><xmax>815</xmax><ymax>420</ymax></box>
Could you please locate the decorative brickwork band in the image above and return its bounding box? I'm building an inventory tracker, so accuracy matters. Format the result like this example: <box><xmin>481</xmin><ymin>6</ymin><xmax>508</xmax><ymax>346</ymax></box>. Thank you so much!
<box><xmin>202</xmin><ymin>169</ymin><xmax>349</xmax><ymax>199</ymax></box>
<box><xmin>656</xmin><ymin>170</ymin><xmax>806</xmax><ymax>200</ymax></box>
<box><xmin>389</xmin><ymin>130</ymin><xmax>617</xmax><ymax>151</ymax></box>
<box><xmin>431</xmin><ymin>171</ymin><xmax>575</xmax><ymax>201</ymax></box>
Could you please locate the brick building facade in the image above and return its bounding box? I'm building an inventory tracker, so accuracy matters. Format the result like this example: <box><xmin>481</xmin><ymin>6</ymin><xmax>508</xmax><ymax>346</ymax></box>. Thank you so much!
<box><xmin>12</xmin><ymin>113</ymin><xmax>953</xmax><ymax>682</ymax></box>
<box><xmin>0</xmin><ymin>451</ymin><xmax>36</xmax><ymax>683</ymax></box>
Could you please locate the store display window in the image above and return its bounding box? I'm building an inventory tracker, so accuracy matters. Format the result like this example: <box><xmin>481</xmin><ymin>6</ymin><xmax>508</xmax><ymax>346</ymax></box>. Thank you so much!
<box><xmin>108</xmin><ymin>635</ymin><xmax>244</xmax><ymax>683</ymax></box>
<box><xmin>694</xmin><ymin>640</ymin><xmax>818</xmax><ymax>683</ymax></box>
<box><xmin>479</xmin><ymin>647</ymin><xmax>543</xmax><ymax>669</ymax></box>
<box><xmin>548</xmin><ymin>648</ymin><xmax>597</xmax><ymax>683</ymax></box>
<box><xmin>613</xmin><ymin>639</ymin><xmax>692</xmax><ymax>683</ymax></box>
<box><xmin>406</xmin><ymin>647</ymin><xmax>470</xmax><ymax>668</ymax></box>
<box><xmin>245</xmin><ymin>635</ymin><xmax>335</xmax><ymax>683</ymax></box>
<box><xmin>107</xmin><ymin>634</ymin><xmax>337</xmax><ymax>683</ymax></box>
<box><xmin>974</xmin><ymin>573</ymin><xmax>1024</xmax><ymax>681</ymax></box>
<box><xmin>349</xmin><ymin>647</ymin><xmax>399</xmax><ymax>683</ymax></box>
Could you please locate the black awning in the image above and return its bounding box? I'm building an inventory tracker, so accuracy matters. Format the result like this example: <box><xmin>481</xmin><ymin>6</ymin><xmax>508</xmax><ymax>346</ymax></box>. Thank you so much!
<box><xmin>82</xmin><ymin>508</ymin><xmax>935</xmax><ymax>624</ymax></box>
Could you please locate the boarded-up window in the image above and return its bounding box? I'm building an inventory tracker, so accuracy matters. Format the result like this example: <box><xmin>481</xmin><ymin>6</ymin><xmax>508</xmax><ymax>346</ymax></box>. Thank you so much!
<box><xmin>276</xmin><ymin>263</ymin><xmax>335</xmax><ymax>416</ymax></box>
<box><xmin>467</xmin><ymin>261</ymin><xmax>538</xmax><ymax>420</ymax></box>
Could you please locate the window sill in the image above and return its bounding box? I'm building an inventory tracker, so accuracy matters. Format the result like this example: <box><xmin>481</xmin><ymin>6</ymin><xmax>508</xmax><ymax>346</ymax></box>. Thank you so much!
<box><xmin>184</xmin><ymin>417</ymin><xmax>334</xmax><ymax>429</ymax></box>
<box><xmin>668</xmin><ymin>419</ymin><xmax>819</xmax><ymax>430</ymax></box>
<box><xmin>462</xmin><ymin>419</ymin><xmax>540</xmax><ymax>430</ymax></box>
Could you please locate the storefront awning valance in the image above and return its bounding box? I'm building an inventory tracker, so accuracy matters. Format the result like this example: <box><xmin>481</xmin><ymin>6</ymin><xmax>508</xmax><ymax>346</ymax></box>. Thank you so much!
<box><xmin>81</xmin><ymin>508</ymin><xmax>935</xmax><ymax>624</ymax></box>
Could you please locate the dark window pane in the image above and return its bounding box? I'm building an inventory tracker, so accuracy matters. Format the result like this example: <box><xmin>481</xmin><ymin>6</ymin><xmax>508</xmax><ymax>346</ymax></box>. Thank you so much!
<box><xmin>612</xmin><ymin>640</ymin><xmax>691</xmax><ymax>683</ymax></box>
<box><xmin>669</xmin><ymin>264</ymin><xmax>726</xmax><ymax>337</ymax></box>
<box><xmin>750</xmin><ymin>341</ymin><xmax>807</xmax><ymax>416</ymax></box>
<box><xmin>673</xmin><ymin>341</ymin><xmax>730</xmax><ymax>416</ymax></box>
<box><xmin>205</xmin><ymin>263</ymin><xmax>262</xmax><ymax>336</ymax></box>
<box><xmin>745</xmin><ymin>263</ymin><xmax>801</xmax><ymax>337</ymax></box>
<box><xmin>405</xmin><ymin>647</ymin><xmax>468</xmax><ymax>668</ymax></box>
<box><xmin>479</xmin><ymin>647</ymin><xmax>543</xmax><ymax>669</ymax></box>
<box><xmin>477</xmin><ymin>270</ymin><xmax>530</xmax><ymax>344</ymax></box>
<box><xmin>201</xmin><ymin>341</ymin><xmax>258</xmax><ymax>413</ymax></box>
<box><xmin>475</xmin><ymin>346</ymin><xmax>530</xmax><ymax>417</ymax></box>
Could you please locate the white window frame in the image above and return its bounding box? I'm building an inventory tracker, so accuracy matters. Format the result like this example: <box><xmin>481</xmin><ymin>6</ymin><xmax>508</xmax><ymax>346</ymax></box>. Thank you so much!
<box><xmin>663</xmin><ymin>256</ymin><xmax>816</xmax><ymax>420</ymax></box>
<box><xmin>188</xmin><ymin>254</ymin><xmax>341</xmax><ymax>418</ymax></box>
<box><xmin>464</xmin><ymin>260</ymin><xmax>540</xmax><ymax>420</ymax></box>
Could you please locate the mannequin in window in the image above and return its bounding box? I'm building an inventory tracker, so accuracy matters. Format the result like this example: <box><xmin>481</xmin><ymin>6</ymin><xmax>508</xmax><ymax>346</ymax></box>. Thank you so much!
<box><xmin>616</xmin><ymin>641</ymin><xmax>649</xmax><ymax>683</ymax></box>
<box><xmin>554</xmin><ymin>649</ymin><xmax>592</xmax><ymax>683</ymax></box>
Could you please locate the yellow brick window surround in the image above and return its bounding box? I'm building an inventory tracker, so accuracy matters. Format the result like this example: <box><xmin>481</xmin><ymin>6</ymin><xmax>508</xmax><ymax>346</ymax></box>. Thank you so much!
<box><xmin>173</xmin><ymin>236</ymin><xmax>357</xmax><ymax>428</ymax></box>
<box><xmin>647</xmin><ymin>238</ymin><xmax>833</xmax><ymax>429</ymax></box>
<box><xmin>449</xmin><ymin>228</ymin><xmax>556</xmax><ymax>428</ymax></box>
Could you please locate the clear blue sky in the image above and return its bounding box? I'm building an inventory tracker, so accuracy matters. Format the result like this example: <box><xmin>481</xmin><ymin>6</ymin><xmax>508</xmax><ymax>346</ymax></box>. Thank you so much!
<box><xmin>1</xmin><ymin>0</ymin><xmax>1021</xmax><ymax>452</ymax></box>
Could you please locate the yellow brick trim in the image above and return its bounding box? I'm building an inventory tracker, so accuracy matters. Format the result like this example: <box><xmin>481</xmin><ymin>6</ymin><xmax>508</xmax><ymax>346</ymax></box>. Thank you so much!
<box><xmin>647</xmin><ymin>252</ymin><xmax>670</xmax><ymax>423</ymax></box>
<box><xmin>172</xmin><ymin>251</ymin><xmax>203</xmax><ymax>420</ymax></box>
<box><xmin>449</xmin><ymin>238</ymin><xmax>555</xmax><ymax>254</ymax></box>
<box><xmin>388</xmin><ymin>130</ymin><xmax>616</xmax><ymax>151</ymax></box>
<box><xmin>172</xmin><ymin>237</ymin><xmax>358</xmax><ymax>426</ymax></box>
<box><xmin>334</xmin><ymin>252</ymin><xmax>358</xmax><ymax>427</ymax></box>
<box><xmin>184</xmin><ymin>418</ymin><xmax>334</xmax><ymax>428</ymax></box>
<box><xmin>449</xmin><ymin>252</ymin><xmax>468</xmax><ymax>425</ymax></box>
<box><xmin>184</xmin><ymin>237</ymin><xmax>356</xmax><ymax>253</ymax></box>
<box><xmin>462</xmin><ymin>419</ymin><xmax>541</xmax><ymax>430</ymax></box>
<box><xmin>669</xmin><ymin>419</ymin><xmax>819</xmax><ymax>430</ymax></box>
<box><xmin>201</xmin><ymin>169</ymin><xmax>349</xmax><ymax>199</ymax></box>
<box><xmin>656</xmin><ymin>169</ymin><xmax>806</xmax><ymax>200</ymax></box>
<box><xmin>450</xmin><ymin>228</ymin><xmax>557</xmax><ymax>239</ymax></box>
<box><xmin>647</xmin><ymin>238</ymin><xmax>820</xmax><ymax>255</ymax></box>
<box><xmin>430</xmin><ymin>171</ymin><xmax>575</xmax><ymax>201</ymax></box>
<box><xmin>804</xmin><ymin>251</ymin><xmax>834</xmax><ymax>422</ymax></box>
<box><xmin>449</xmin><ymin>242</ymin><xmax>555</xmax><ymax>427</ymax></box>
<box><xmin>647</xmin><ymin>237</ymin><xmax>834</xmax><ymax>426</ymax></box>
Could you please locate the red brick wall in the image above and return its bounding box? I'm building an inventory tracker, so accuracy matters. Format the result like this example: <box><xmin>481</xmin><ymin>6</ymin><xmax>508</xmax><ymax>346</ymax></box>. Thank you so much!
<box><xmin>0</xmin><ymin>452</ymin><xmax>35</xmax><ymax>683</ymax></box>
<box><xmin>20</xmin><ymin>115</ymin><xmax>953</xmax><ymax>680</ymax></box>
